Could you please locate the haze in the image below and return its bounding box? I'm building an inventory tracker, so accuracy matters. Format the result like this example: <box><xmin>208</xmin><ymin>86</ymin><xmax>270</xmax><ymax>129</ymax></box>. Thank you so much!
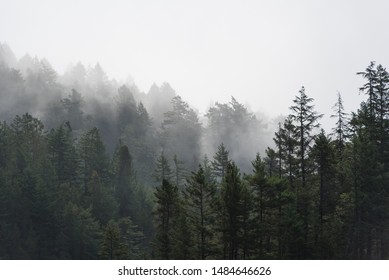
<box><xmin>1</xmin><ymin>0</ymin><xmax>389</xmax><ymax>126</ymax></box>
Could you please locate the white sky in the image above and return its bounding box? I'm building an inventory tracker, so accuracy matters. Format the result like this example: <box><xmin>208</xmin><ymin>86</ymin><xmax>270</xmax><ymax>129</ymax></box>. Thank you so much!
<box><xmin>1</xmin><ymin>0</ymin><xmax>389</xmax><ymax>130</ymax></box>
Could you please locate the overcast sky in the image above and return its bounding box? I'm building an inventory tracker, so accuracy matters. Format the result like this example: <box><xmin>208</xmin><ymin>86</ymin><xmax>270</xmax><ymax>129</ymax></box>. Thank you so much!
<box><xmin>1</xmin><ymin>0</ymin><xmax>389</xmax><ymax>129</ymax></box>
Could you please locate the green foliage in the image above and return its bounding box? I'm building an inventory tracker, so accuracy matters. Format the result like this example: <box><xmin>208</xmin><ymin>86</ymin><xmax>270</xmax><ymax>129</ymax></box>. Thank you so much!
<box><xmin>153</xmin><ymin>179</ymin><xmax>180</xmax><ymax>259</ymax></box>
<box><xmin>184</xmin><ymin>164</ymin><xmax>217</xmax><ymax>259</ymax></box>
<box><xmin>57</xmin><ymin>202</ymin><xmax>101</xmax><ymax>259</ymax></box>
<box><xmin>211</xmin><ymin>143</ymin><xmax>231</xmax><ymax>182</ymax></box>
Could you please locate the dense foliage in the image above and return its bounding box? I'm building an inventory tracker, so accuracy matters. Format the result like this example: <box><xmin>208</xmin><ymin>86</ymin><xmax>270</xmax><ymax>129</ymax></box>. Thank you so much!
<box><xmin>0</xmin><ymin>45</ymin><xmax>388</xmax><ymax>259</ymax></box>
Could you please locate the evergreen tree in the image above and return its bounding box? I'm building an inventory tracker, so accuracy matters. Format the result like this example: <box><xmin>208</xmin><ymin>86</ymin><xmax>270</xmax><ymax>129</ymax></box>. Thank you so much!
<box><xmin>184</xmin><ymin>165</ymin><xmax>216</xmax><ymax>259</ymax></box>
<box><xmin>47</xmin><ymin>122</ymin><xmax>78</xmax><ymax>186</ymax></box>
<box><xmin>153</xmin><ymin>179</ymin><xmax>180</xmax><ymax>259</ymax></box>
<box><xmin>60</xmin><ymin>89</ymin><xmax>85</xmax><ymax>131</ymax></box>
<box><xmin>220</xmin><ymin>162</ymin><xmax>244</xmax><ymax>259</ymax></box>
<box><xmin>173</xmin><ymin>154</ymin><xmax>187</xmax><ymax>190</ymax></box>
<box><xmin>115</xmin><ymin>145</ymin><xmax>135</xmax><ymax>219</ymax></box>
<box><xmin>154</xmin><ymin>151</ymin><xmax>173</xmax><ymax>182</ymax></box>
<box><xmin>117</xmin><ymin>217</ymin><xmax>145</xmax><ymax>259</ymax></box>
<box><xmin>211</xmin><ymin>143</ymin><xmax>231</xmax><ymax>182</ymax></box>
<box><xmin>78</xmin><ymin>127</ymin><xmax>109</xmax><ymax>195</ymax></box>
<box><xmin>99</xmin><ymin>220</ymin><xmax>128</xmax><ymax>259</ymax></box>
<box><xmin>57</xmin><ymin>202</ymin><xmax>101</xmax><ymax>259</ymax></box>
<box><xmin>160</xmin><ymin>95</ymin><xmax>202</xmax><ymax>170</ymax></box>
<box><xmin>89</xmin><ymin>171</ymin><xmax>118</xmax><ymax>226</ymax></box>
<box><xmin>289</xmin><ymin>86</ymin><xmax>322</xmax><ymax>247</ymax></box>
<box><xmin>311</xmin><ymin>130</ymin><xmax>338</xmax><ymax>258</ymax></box>
<box><xmin>331</xmin><ymin>92</ymin><xmax>349</xmax><ymax>193</ymax></box>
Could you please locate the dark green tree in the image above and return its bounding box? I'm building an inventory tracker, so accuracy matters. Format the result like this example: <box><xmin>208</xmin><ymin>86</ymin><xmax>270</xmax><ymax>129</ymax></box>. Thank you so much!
<box><xmin>153</xmin><ymin>179</ymin><xmax>180</xmax><ymax>259</ymax></box>
<box><xmin>99</xmin><ymin>220</ymin><xmax>128</xmax><ymax>259</ymax></box>
<box><xmin>78</xmin><ymin>127</ymin><xmax>109</xmax><ymax>195</ymax></box>
<box><xmin>289</xmin><ymin>86</ymin><xmax>322</xmax><ymax>246</ymax></box>
<box><xmin>115</xmin><ymin>145</ymin><xmax>136</xmax><ymax>219</ymax></box>
<box><xmin>220</xmin><ymin>162</ymin><xmax>244</xmax><ymax>259</ymax></box>
<box><xmin>184</xmin><ymin>165</ymin><xmax>217</xmax><ymax>259</ymax></box>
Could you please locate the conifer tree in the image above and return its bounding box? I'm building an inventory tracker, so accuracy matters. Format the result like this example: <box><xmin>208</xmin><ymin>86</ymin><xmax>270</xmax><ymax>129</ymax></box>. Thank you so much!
<box><xmin>184</xmin><ymin>165</ymin><xmax>216</xmax><ymax>259</ymax></box>
<box><xmin>99</xmin><ymin>220</ymin><xmax>128</xmax><ymax>259</ymax></box>
<box><xmin>78</xmin><ymin>127</ymin><xmax>109</xmax><ymax>195</ymax></box>
<box><xmin>211</xmin><ymin>143</ymin><xmax>231</xmax><ymax>182</ymax></box>
<box><xmin>289</xmin><ymin>86</ymin><xmax>322</xmax><ymax>245</ymax></box>
<box><xmin>154</xmin><ymin>151</ymin><xmax>173</xmax><ymax>183</ymax></box>
<box><xmin>115</xmin><ymin>145</ymin><xmax>135</xmax><ymax>219</ymax></box>
<box><xmin>153</xmin><ymin>179</ymin><xmax>180</xmax><ymax>259</ymax></box>
<box><xmin>220</xmin><ymin>162</ymin><xmax>244</xmax><ymax>259</ymax></box>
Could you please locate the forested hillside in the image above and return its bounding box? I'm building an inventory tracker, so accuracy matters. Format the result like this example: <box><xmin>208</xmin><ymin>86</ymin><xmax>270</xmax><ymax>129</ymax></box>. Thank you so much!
<box><xmin>0</xmin><ymin>44</ymin><xmax>388</xmax><ymax>259</ymax></box>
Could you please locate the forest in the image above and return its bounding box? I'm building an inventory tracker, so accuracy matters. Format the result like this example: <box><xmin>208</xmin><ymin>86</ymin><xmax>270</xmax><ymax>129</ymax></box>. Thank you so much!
<box><xmin>0</xmin><ymin>43</ymin><xmax>388</xmax><ymax>259</ymax></box>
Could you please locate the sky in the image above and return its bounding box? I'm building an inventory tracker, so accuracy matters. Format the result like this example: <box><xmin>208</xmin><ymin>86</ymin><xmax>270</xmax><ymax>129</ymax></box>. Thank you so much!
<box><xmin>1</xmin><ymin>0</ymin><xmax>389</xmax><ymax>130</ymax></box>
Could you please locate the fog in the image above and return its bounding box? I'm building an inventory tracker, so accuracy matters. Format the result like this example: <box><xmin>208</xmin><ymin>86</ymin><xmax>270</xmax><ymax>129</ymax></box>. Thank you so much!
<box><xmin>2</xmin><ymin>1</ymin><xmax>389</xmax><ymax>261</ymax></box>
<box><xmin>2</xmin><ymin>0</ymin><xmax>389</xmax><ymax>174</ymax></box>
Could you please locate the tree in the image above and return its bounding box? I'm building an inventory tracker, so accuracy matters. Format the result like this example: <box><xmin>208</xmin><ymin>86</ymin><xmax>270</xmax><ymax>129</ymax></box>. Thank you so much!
<box><xmin>60</xmin><ymin>89</ymin><xmax>85</xmax><ymax>131</ymax></box>
<box><xmin>115</xmin><ymin>85</ymin><xmax>137</xmax><ymax>134</ymax></box>
<box><xmin>154</xmin><ymin>151</ymin><xmax>173</xmax><ymax>183</ymax></box>
<box><xmin>331</xmin><ymin>92</ymin><xmax>349</xmax><ymax>193</ymax></box>
<box><xmin>184</xmin><ymin>165</ymin><xmax>216</xmax><ymax>259</ymax></box>
<box><xmin>331</xmin><ymin>92</ymin><xmax>348</xmax><ymax>159</ymax></box>
<box><xmin>89</xmin><ymin>171</ymin><xmax>118</xmax><ymax>226</ymax></box>
<box><xmin>311</xmin><ymin>130</ymin><xmax>338</xmax><ymax>258</ymax></box>
<box><xmin>153</xmin><ymin>179</ymin><xmax>180</xmax><ymax>259</ymax></box>
<box><xmin>160</xmin><ymin>95</ymin><xmax>202</xmax><ymax>170</ymax></box>
<box><xmin>274</xmin><ymin>116</ymin><xmax>298</xmax><ymax>189</ymax></box>
<box><xmin>248</xmin><ymin>154</ymin><xmax>268</xmax><ymax>257</ymax></box>
<box><xmin>57</xmin><ymin>202</ymin><xmax>101</xmax><ymax>259</ymax></box>
<box><xmin>78</xmin><ymin>127</ymin><xmax>109</xmax><ymax>195</ymax></box>
<box><xmin>173</xmin><ymin>154</ymin><xmax>187</xmax><ymax>190</ymax></box>
<box><xmin>205</xmin><ymin>97</ymin><xmax>263</xmax><ymax>172</ymax></box>
<box><xmin>47</xmin><ymin>122</ymin><xmax>78</xmax><ymax>186</ymax></box>
<box><xmin>349</xmin><ymin>62</ymin><xmax>389</xmax><ymax>259</ymax></box>
<box><xmin>115</xmin><ymin>145</ymin><xmax>135</xmax><ymax>219</ymax></box>
<box><xmin>289</xmin><ymin>86</ymin><xmax>322</xmax><ymax>245</ymax></box>
<box><xmin>220</xmin><ymin>162</ymin><xmax>244</xmax><ymax>259</ymax></box>
<box><xmin>99</xmin><ymin>220</ymin><xmax>128</xmax><ymax>259</ymax></box>
<box><xmin>211</xmin><ymin>143</ymin><xmax>231</xmax><ymax>182</ymax></box>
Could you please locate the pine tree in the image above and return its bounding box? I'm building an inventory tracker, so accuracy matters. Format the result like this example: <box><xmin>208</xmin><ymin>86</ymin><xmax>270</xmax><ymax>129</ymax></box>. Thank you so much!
<box><xmin>160</xmin><ymin>95</ymin><xmax>202</xmax><ymax>170</ymax></box>
<box><xmin>78</xmin><ymin>127</ymin><xmax>109</xmax><ymax>195</ymax></box>
<box><xmin>47</xmin><ymin>122</ymin><xmax>78</xmax><ymax>186</ymax></box>
<box><xmin>331</xmin><ymin>92</ymin><xmax>349</xmax><ymax>192</ymax></box>
<box><xmin>311</xmin><ymin>130</ymin><xmax>338</xmax><ymax>257</ymax></box>
<box><xmin>184</xmin><ymin>165</ymin><xmax>216</xmax><ymax>259</ymax></box>
<box><xmin>115</xmin><ymin>145</ymin><xmax>135</xmax><ymax>219</ymax></box>
<box><xmin>117</xmin><ymin>217</ymin><xmax>145</xmax><ymax>259</ymax></box>
<box><xmin>249</xmin><ymin>154</ymin><xmax>267</xmax><ymax>257</ymax></box>
<box><xmin>211</xmin><ymin>143</ymin><xmax>231</xmax><ymax>182</ymax></box>
<box><xmin>99</xmin><ymin>220</ymin><xmax>128</xmax><ymax>259</ymax></box>
<box><xmin>173</xmin><ymin>154</ymin><xmax>187</xmax><ymax>190</ymax></box>
<box><xmin>153</xmin><ymin>179</ymin><xmax>180</xmax><ymax>259</ymax></box>
<box><xmin>220</xmin><ymin>162</ymin><xmax>244</xmax><ymax>259</ymax></box>
<box><xmin>89</xmin><ymin>171</ymin><xmax>118</xmax><ymax>226</ymax></box>
<box><xmin>289</xmin><ymin>86</ymin><xmax>322</xmax><ymax>248</ymax></box>
<box><xmin>154</xmin><ymin>151</ymin><xmax>173</xmax><ymax>183</ymax></box>
<box><xmin>57</xmin><ymin>202</ymin><xmax>101</xmax><ymax>259</ymax></box>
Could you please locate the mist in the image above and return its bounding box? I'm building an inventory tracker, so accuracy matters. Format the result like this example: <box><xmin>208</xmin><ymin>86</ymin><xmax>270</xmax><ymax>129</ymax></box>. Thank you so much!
<box><xmin>2</xmin><ymin>0</ymin><xmax>389</xmax><ymax>261</ymax></box>
<box><xmin>1</xmin><ymin>42</ymin><xmax>279</xmax><ymax>180</ymax></box>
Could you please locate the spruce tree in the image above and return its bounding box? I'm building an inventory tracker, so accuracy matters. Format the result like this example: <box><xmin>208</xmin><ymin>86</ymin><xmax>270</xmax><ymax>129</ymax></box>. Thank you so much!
<box><xmin>211</xmin><ymin>143</ymin><xmax>231</xmax><ymax>182</ymax></box>
<box><xmin>220</xmin><ymin>162</ymin><xmax>244</xmax><ymax>259</ymax></box>
<box><xmin>289</xmin><ymin>86</ymin><xmax>322</xmax><ymax>247</ymax></box>
<box><xmin>115</xmin><ymin>145</ymin><xmax>135</xmax><ymax>219</ymax></box>
<box><xmin>184</xmin><ymin>165</ymin><xmax>216</xmax><ymax>259</ymax></box>
<box><xmin>153</xmin><ymin>179</ymin><xmax>180</xmax><ymax>259</ymax></box>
